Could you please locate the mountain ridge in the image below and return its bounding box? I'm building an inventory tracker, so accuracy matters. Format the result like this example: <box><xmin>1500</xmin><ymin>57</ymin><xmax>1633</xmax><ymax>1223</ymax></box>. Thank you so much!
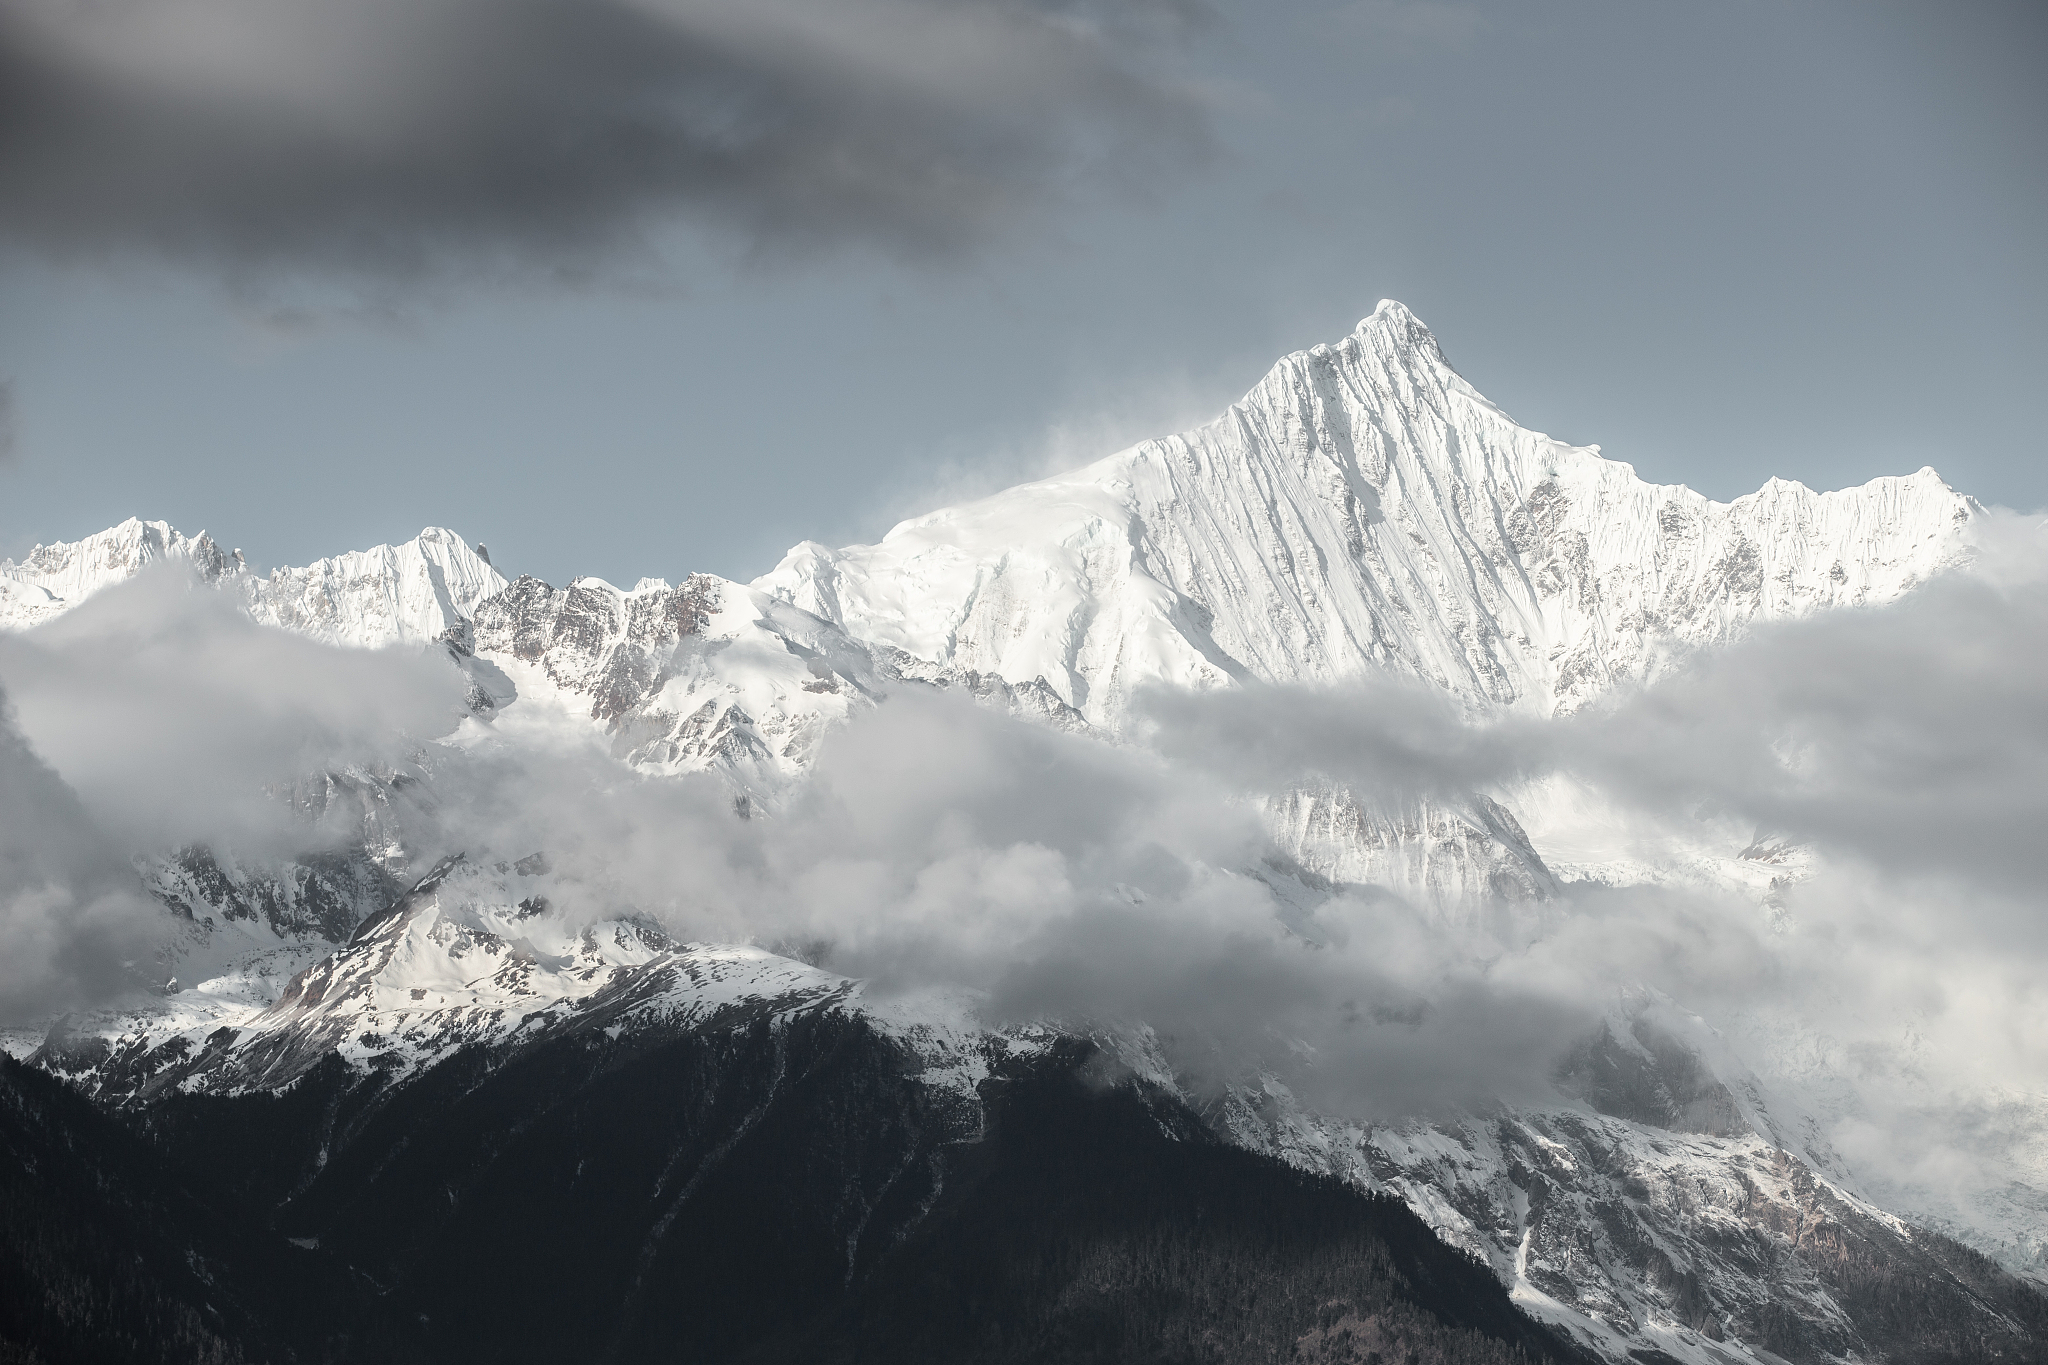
<box><xmin>1</xmin><ymin>302</ymin><xmax>2036</xmax><ymax>1365</ymax></box>
<box><xmin>756</xmin><ymin>300</ymin><xmax>1976</xmax><ymax>723</ymax></box>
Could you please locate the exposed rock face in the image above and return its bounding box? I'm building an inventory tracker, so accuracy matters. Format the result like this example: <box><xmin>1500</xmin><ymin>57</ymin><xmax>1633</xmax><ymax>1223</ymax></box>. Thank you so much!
<box><xmin>868</xmin><ymin>644</ymin><xmax>1089</xmax><ymax>731</ymax></box>
<box><xmin>136</xmin><ymin>768</ymin><xmax>422</xmax><ymax>942</ymax></box>
<box><xmin>474</xmin><ymin>572</ymin><xmax>723</xmax><ymax>719</ymax></box>
<box><xmin>144</xmin><ymin>843</ymin><xmax>402</xmax><ymax>946</ymax></box>
<box><xmin>1213</xmin><ymin>1011</ymin><xmax>2048</xmax><ymax>1365</ymax></box>
<box><xmin>1555</xmin><ymin>1019</ymin><xmax>1750</xmax><ymax>1138</ymax></box>
<box><xmin>469</xmin><ymin>571</ymin><xmax>882</xmax><ymax>786</ymax></box>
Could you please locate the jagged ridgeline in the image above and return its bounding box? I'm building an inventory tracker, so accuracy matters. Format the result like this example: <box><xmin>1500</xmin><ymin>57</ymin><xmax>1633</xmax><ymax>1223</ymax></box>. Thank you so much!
<box><xmin>3</xmin><ymin>303</ymin><xmax>2042</xmax><ymax>1365</ymax></box>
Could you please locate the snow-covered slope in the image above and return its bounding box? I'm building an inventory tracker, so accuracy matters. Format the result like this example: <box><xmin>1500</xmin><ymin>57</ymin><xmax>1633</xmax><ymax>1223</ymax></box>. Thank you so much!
<box><xmin>0</xmin><ymin>519</ymin><xmax>503</xmax><ymax>649</ymax></box>
<box><xmin>244</xmin><ymin>525</ymin><xmax>505</xmax><ymax>648</ymax></box>
<box><xmin>6</xmin><ymin>305</ymin><xmax>1978</xmax><ymax>738</ymax></box>
<box><xmin>751</xmin><ymin>298</ymin><xmax>1982</xmax><ymax>928</ymax></box>
<box><xmin>759</xmin><ymin>301</ymin><xmax>1976</xmax><ymax>724</ymax></box>
<box><xmin>37</xmin><ymin>851</ymin><xmax>994</xmax><ymax>1116</ymax></box>
<box><xmin>461</xmin><ymin>570</ymin><xmax>1091</xmax><ymax>800</ymax></box>
<box><xmin>0</xmin><ymin>516</ymin><xmax>1054</xmax><ymax>804</ymax></box>
<box><xmin>1</xmin><ymin>517</ymin><xmax>240</xmax><ymax>630</ymax></box>
<box><xmin>1265</xmin><ymin>786</ymin><xmax>1562</xmax><ymax>912</ymax></box>
<box><xmin>468</xmin><ymin>572</ymin><xmax>884</xmax><ymax>792</ymax></box>
<box><xmin>1216</xmin><ymin>1008</ymin><xmax>2043</xmax><ymax>1365</ymax></box>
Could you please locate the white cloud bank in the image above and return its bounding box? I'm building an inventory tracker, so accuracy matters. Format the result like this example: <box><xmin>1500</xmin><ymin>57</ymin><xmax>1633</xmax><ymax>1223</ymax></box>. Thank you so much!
<box><xmin>0</xmin><ymin>524</ymin><xmax>2043</xmax><ymax>1202</ymax></box>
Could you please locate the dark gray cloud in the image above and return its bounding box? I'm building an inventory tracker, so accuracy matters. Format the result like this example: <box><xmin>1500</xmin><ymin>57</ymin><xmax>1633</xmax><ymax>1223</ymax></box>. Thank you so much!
<box><xmin>0</xmin><ymin>0</ymin><xmax>1209</xmax><ymax>286</ymax></box>
<box><xmin>0</xmin><ymin>377</ymin><xmax>13</xmax><ymax>463</ymax></box>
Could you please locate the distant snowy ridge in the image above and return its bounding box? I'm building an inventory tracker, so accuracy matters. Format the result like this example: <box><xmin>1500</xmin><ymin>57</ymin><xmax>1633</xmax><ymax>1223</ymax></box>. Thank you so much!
<box><xmin>4</xmin><ymin>302</ymin><xmax>1980</xmax><ymax>730</ymax></box>
<box><xmin>246</xmin><ymin>524</ymin><xmax>506</xmax><ymax>648</ymax></box>
<box><xmin>758</xmin><ymin>301</ymin><xmax>1977</xmax><ymax>724</ymax></box>
<box><xmin>468</xmin><ymin>570</ymin><xmax>882</xmax><ymax>791</ymax></box>
<box><xmin>0</xmin><ymin>518</ymin><xmax>1054</xmax><ymax>801</ymax></box>
<box><xmin>0</xmin><ymin>517</ymin><xmax>239</xmax><ymax>630</ymax></box>
<box><xmin>0</xmin><ymin>516</ymin><xmax>506</xmax><ymax>648</ymax></box>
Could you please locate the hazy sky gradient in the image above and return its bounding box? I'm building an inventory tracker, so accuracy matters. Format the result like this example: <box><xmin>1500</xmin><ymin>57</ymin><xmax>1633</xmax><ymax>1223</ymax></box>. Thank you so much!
<box><xmin>2</xmin><ymin>0</ymin><xmax>2042</xmax><ymax>588</ymax></box>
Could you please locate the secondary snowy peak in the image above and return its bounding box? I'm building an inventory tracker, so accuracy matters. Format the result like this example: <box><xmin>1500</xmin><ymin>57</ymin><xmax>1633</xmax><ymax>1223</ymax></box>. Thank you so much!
<box><xmin>0</xmin><ymin>517</ymin><xmax>239</xmax><ymax>630</ymax></box>
<box><xmin>0</xmin><ymin>512</ymin><xmax>1003</xmax><ymax>795</ymax></box>
<box><xmin>0</xmin><ymin>518</ymin><xmax>506</xmax><ymax>651</ymax></box>
<box><xmin>37</xmin><ymin>851</ymin><xmax>995</xmax><ymax>1112</ymax></box>
<box><xmin>758</xmin><ymin>300</ymin><xmax>1978</xmax><ymax>723</ymax></box>
<box><xmin>244</xmin><ymin>525</ymin><xmax>506</xmax><ymax>649</ymax></box>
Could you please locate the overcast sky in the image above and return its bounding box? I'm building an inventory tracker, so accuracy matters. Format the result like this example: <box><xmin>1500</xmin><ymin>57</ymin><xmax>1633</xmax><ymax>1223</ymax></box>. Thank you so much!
<box><xmin>1</xmin><ymin>0</ymin><xmax>2042</xmax><ymax>588</ymax></box>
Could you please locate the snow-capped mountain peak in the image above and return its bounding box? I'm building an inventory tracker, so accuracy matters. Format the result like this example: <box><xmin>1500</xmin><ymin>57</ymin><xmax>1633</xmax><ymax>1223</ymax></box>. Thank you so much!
<box><xmin>4</xmin><ymin>304</ymin><xmax>2036</xmax><ymax>1365</ymax></box>
<box><xmin>757</xmin><ymin>302</ymin><xmax>1977</xmax><ymax>724</ymax></box>
<box><xmin>244</xmin><ymin>524</ymin><xmax>506</xmax><ymax>649</ymax></box>
<box><xmin>0</xmin><ymin>516</ymin><xmax>239</xmax><ymax>630</ymax></box>
<box><xmin>1</xmin><ymin>520</ymin><xmax>506</xmax><ymax>648</ymax></box>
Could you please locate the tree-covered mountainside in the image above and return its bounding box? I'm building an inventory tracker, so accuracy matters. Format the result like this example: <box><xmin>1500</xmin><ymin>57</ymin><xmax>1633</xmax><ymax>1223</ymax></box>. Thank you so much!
<box><xmin>0</xmin><ymin>1053</ymin><xmax>417</xmax><ymax>1365</ymax></box>
<box><xmin>121</xmin><ymin>1016</ymin><xmax>1588</xmax><ymax>1365</ymax></box>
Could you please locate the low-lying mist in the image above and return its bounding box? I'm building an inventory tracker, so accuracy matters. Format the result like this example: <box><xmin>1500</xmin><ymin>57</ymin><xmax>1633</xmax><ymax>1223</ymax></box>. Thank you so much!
<box><xmin>1</xmin><ymin>524</ymin><xmax>2044</xmax><ymax>1207</ymax></box>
